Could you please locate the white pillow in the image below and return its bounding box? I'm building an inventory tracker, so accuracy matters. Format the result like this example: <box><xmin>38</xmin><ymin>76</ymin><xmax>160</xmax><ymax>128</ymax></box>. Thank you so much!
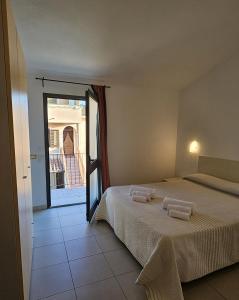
<box><xmin>184</xmin><ymin>173</ymin><xmax>239</xmax><ymax>196</ymax></box>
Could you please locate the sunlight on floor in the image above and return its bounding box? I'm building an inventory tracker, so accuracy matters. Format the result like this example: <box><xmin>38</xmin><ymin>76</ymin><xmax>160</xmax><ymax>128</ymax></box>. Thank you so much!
<box><xmin>51</xmin><ymin>186</ymin><xmax>86</xmax><ymax>207</ymax></box>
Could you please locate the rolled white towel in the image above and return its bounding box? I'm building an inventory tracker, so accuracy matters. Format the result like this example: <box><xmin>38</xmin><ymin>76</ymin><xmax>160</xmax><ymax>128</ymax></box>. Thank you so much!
<box><xmin>132</xmin><ymin>195</ymin><xmax>149</xmax><ymax>203</ymax></box>
<box><xmin>168</xmin><ymin>209</ymin><xmax>191</xmax><ymax>221</ymax></box>
<box><xmin>132</xmin><ymin>190</ymin><xmax>152</xmax><ymax>200</ymax></box>
<box><xmin>163</xmin><ymin>197</ymin><xmax>195</xmax><ymax>213</ymax></box>
<box><xmin>130</xmin><ymin>186</ymin><xmax>155</xmax><ymax>196</ymax></box>
<box><xmin>167</xmin><ymin>204</ymin><xmax>192</xmax><ymax>215</ymax></box>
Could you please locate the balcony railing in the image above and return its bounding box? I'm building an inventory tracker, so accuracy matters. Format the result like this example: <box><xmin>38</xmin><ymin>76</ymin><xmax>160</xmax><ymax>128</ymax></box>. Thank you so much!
<box><xmin>49</xmin><ymin>153</ymin><xmax>86</xmax><ymax>189</ymax></box>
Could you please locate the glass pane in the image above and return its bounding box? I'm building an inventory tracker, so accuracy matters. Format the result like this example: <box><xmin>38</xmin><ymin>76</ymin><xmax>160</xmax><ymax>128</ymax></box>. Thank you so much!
<box><xmin>89</xmin><ymin>96</ymin><xmax>98</xmax><ymax>160</ymax></box>
<box><xmin>90</xmin><ymin>168</ymin><xmax>99</xmax><ymax>208</ymax></box>
<box><xmin>48</xmin><ymin>98</ymin><xmax>85</xmax><ymax>108</ymax></box>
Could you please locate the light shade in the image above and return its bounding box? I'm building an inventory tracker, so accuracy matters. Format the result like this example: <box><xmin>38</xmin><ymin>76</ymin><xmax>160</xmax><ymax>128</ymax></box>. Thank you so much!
<box><xmin>189</xmin><ymin>140</ymin><xmax>200</xmax><ymax>154</ymax></box>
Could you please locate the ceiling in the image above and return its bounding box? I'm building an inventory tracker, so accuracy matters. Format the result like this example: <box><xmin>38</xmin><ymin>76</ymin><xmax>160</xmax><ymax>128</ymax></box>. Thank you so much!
<box><xmin>11</xmin><ymin>0</ymin><xmax>239</xmax><ymax>90</ymax></box>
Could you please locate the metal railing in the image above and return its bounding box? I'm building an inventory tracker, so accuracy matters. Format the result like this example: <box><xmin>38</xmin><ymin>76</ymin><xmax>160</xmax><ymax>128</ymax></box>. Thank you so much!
<box><xmin>49</xmin><ymin>153</ymin><xmax>86</xmax><ymax>189</ymax></box>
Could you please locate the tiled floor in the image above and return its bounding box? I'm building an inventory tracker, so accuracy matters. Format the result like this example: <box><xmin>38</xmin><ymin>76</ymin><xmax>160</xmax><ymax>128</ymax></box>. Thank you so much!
<box><xmin>31</xmin><ymin>205</ymin><xmax>239</xmax><ymax>300</ymax></box>
<box><xmin>51</xmin><ymin>187</ymin><xmax>86</xmax><ymax>207</ymax></box>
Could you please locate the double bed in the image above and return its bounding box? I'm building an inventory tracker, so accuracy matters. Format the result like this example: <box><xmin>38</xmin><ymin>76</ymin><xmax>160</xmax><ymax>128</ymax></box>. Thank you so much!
<box><xmin>95</xmin><ymin>157</ymin><xmax>239</xmax><ymax>300</ymax></box>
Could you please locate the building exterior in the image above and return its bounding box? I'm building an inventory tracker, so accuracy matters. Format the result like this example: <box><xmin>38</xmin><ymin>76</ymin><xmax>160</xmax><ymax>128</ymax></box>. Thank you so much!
<box><xmin>47</xmin><ymin>98</ymin><xmax>86</xmax><ymax>190</ymax></box>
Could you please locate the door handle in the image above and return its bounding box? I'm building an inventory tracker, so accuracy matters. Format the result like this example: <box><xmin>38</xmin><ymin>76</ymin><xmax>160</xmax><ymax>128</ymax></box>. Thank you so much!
<box><xmin>23</xmin><ymin>176</ymin><xmax>27</xmax><ymax>179</ymax></box>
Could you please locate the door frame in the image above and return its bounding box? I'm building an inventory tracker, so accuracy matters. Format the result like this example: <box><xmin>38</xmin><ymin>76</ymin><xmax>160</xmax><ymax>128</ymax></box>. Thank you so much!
<box><xmin>43</xmin><ymin>93</ymin><xmax>85</xmax><ymax>208</ymax></box>
<box><xmin>85</xmin><ymin>89</ymin><xmax>102</xmax><ymax>221</ymax></box>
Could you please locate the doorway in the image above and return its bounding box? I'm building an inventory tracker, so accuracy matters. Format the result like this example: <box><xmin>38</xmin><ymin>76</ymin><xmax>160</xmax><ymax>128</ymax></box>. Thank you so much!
<box><xmin>43</xmin><ymin>93</ymin><xmax>86</xmax><ymax>208</ymax></box>
<box><xmin>63</xmin><ymin>126</ymin><xmax>74</xmax><ymax>155</ymax></box>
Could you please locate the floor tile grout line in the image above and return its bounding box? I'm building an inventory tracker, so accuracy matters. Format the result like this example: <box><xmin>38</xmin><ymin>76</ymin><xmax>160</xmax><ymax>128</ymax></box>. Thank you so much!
<box><xmin>32</xmin><ymin>262</ymin><xmax>139</xmax><ymax>298</ymax></box>
<box><xmin>33</xmin><ymin>226</ymin><xmax>62</xmax><ymax>234</ymax></box>
<box><xmin>33</xmin><ymin>213</ymin><xmax>57</xmax><ymax>217</ymax></box>
<box><xmin>33</xmin><ymin>244</ymin><xmax>142</xmax><ymax>271</ymax></box>
<box><xmin>72</xmin><ymin>275</ymin><xmax>115</xmax><ymax>290</ymax></box>
<box><xmin>61</xmin><ymin>224</ymin><xmax>115</xmax><ymax>242</ymax></box>
<box><xmin>31</xmin><ymin>248</ymin><xmax>142</xmax><ymax>272</ymax></box>
<box><xmin>61</xmin><ymin>225</ymin><xmax>78</xmax><ymax>295</ymax></box>
<box><xmin>31</xmin><ymin>210</ymin><xmax>142</xmax><ymax>300</ymax></box>
<box><xmin>37</xmin><ymin>287</ymin><xmax>75</xmax><ymax>300</ymax></box>
<box><xmin>61</xmin><ymin>223</ymin><xmax>79</xmax><ymax>299</ymax></box>
<box><xmin>33</xmin><ymin>216</ymin><xmax>60</xmax><ymax>222</ymax></box>
<box><xmin>31</xmin><ymin>261</ymin><xmax>70</xmax><ymax>273</ymax></box>
<box><xmin>66</xmin><ymin>247</ymin><xmax>140</xmax><ymax>286</ymax></box>
<box><xmin>33</xmin><ymin>226</ymin><xmax>61</xmax><ymax>233</ymax></box>
<box><xmin>32</xmin><ymin>209</ymin><xmax>236</xmax><ymax>300</ymax></box>
<box><xmin>31</xmin><ymin>208</ymin><xmax>81</xmax><ymax>299</ymax></box>
<box><xmin>32</xmin><ymin>240</ymin><xmax>67</xmax><ymax>249</ymax></box>
<box><xmin>57</xmin><ymin>210</ymin><xmax>86</xmax><ymax>218</ymax></box>
<box><xmin>101</xmin><ymin>250</ymin><xmax>129</xmax><ymax>299</ymax></box>
<box><xmin>60</xmin><ymin>221</ymin><xmax>88</xmax><ymax>229</ymax></box>
<box><xmin>62</xmin><ymin>233</ymin><xmax>95</xmax><ymax>243</ymax></box>
<box><xmin>31</xmin><ymin>261</ymin><xmax>68</xmax><ymax>272</ymax></box>
<box><xmin>114</xmin><ymin>274</ymin><xmax>129</xmax><ymax>300</ymax></box>
<box><xmin>206</xmin><ymin>281</ymin><xmax>228</xmax><ymax>300</ymax></box>
<box><xmin>33</xmin><ymin>232</ymin><xmax>118</xmax><ymax>249</ymax></box>
<box><xmin>101</xmin><ymin>248</ymin><xmax>117</xmax><ymax>276</ymax></box>
<box><xmin>63</xmin><ymin>248</ymin><xmax>104</xmax><ymax>264</ymax></box>
<box><xmin>57</xmin><ymin>213</ymin><xmax>86</xmax><ymax>219</ymax></box>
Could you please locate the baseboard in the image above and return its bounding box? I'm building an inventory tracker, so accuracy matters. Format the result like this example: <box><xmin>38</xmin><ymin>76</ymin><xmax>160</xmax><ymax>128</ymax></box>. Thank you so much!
<box><xmin>33</xmin><ymin>204</ymin><xmax>47</xmax><ymax>211</ymax></box>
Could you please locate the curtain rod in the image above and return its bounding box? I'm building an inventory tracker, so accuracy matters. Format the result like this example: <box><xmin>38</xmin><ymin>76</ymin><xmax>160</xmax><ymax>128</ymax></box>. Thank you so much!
<box><xmin>35</xmin><ymin>76</ymin><xmax>111</xmax><ymax>88</ymax></box>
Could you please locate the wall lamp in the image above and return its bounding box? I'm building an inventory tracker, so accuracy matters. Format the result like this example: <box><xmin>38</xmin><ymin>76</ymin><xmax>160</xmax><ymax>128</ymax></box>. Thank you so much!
<box><xmin>189</xmin><ymin>140</ymin><xmax>200</xmax><ymax>154</ymax></box>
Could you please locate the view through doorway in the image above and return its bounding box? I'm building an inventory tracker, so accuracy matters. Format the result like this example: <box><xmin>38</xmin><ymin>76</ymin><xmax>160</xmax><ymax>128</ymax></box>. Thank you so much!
<box><xmin>44</xmin><ymin>94</ymin><xmax>86</xmax><ymax>207</ymax></box>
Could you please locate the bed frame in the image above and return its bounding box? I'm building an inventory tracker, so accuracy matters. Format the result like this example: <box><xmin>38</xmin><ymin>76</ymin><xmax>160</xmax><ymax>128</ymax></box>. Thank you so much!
<box><xmin>198</xmin><ymin>156</ymin><xmax>239</xmax><ymax>182</ymax></box>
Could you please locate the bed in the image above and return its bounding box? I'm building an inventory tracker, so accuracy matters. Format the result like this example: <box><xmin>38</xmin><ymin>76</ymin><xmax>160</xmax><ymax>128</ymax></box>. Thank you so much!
<box><xmin>95</xmin><ymin>156</ymin><xmax>239</xmax><ymax>300</ymax></box>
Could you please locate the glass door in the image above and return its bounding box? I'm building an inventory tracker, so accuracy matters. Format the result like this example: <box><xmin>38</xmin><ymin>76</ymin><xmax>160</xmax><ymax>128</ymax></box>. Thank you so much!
<box><xmin>86</xmin><ymin>90</ymin><xmax>101</xmax><ymax>221</ymax></box>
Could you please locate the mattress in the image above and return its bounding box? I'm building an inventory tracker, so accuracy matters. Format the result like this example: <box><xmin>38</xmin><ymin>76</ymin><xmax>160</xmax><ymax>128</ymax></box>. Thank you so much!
<box><xmin>95</xmin><ymin>179</ymin><xmax>239</xmax><ymax>300</ymax></box>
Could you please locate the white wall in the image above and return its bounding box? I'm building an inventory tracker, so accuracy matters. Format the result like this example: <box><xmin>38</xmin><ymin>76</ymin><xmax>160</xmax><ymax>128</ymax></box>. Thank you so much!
<box><xmin>28</xmin><ymin>76</ymin><xmax>179</xmax><ymax>207</ymax></box>
<box><xmin>107</xmin><ymin>85</ymin><xmax>178</xmax><ymax>186</ymax></box>
<box><xmin>176</xmin><ymin>53</ymin><xmax>239</xmax><ymax>176</ymax></box>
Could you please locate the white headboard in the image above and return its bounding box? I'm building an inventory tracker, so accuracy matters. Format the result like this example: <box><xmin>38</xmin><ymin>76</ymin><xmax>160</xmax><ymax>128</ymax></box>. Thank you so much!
<box><xmin>198</xmin><ymin>156</ymin><xmax>239</xmax><ymax>183</ymax></box>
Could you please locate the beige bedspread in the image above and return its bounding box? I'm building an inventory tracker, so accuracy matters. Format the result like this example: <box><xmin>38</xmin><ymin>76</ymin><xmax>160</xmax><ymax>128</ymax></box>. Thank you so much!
<box><xmin>95</xmin><ymin>179</ymin><xmax>239</xmax><ymax>300</ymax></box>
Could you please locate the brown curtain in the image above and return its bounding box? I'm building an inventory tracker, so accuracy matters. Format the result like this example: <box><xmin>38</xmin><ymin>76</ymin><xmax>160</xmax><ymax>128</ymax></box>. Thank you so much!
<box><xmin>91</xmin><ymin>85</ymin><xmax>110</xmax><ymax>191</ymax></box>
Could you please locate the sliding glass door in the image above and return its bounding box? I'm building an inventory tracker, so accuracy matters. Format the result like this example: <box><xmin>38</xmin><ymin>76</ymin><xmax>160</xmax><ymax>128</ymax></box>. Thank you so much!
<box><xmin>86</xmin><ymin>90</ymin><xmax>101</xmax><ymax>221</ymax></box>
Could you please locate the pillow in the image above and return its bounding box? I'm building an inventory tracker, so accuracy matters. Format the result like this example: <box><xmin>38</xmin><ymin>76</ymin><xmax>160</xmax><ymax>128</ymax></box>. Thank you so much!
<box><xmin>184</xmin><ymin>173</ymin><xmax>239</xmax><ymax>196</ymax></box>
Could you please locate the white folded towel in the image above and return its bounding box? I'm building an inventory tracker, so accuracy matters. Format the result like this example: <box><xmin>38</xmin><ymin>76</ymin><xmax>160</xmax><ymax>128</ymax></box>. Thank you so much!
<box><xmin>130</xmin><ymin>186</ymin><xmax>155</xmax><ymax>196</ymax></box>
<box><xmin>167</xmin><ymin>204</ymin><xmax>192</xmax><ymax>215</ymax></box>
<box><xmin>168</xmin><ymin>209</ymin><xmax>191</xmax><ymax>221</ymax></box>
<box><xmin>132</xmin><ymin>190</ymin><xmax>152</xmax><ymax>201</ymax></box>
<box><xmin>132</xmin><ymin>195</ymin><xmax>149</xmax><ymax>203</ymax></box>
<box><xmin>163</xmin><ymin>197</ymin><xmax>195</xmax><ymax>213</ymax></box>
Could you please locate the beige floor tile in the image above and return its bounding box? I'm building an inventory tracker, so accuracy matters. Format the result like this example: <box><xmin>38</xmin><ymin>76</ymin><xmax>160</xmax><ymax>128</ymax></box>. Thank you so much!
<box><xmin>57</xmin><ymin>205</ymin><xmax>86</xmax><ymax>217</ymax></box>
<box><xmin>69</xmin><ymin>254</ymin><xmax>113</xmax><ymax>287</ymax></box>
<box><xmin>75</xmin><ymin>277</ymin><xmax>126</xmax><ymax>300</ymax></box>
<box><xmin>30</xmin><ymin>263</ymin><xmax>73</xmax><ymax>300</ymax></box>
<box><xmin>60</xmin><ymin>213</ymin><xmax>86</xmax><ymax>227</ymax></box>
<box><xmin>65</xmin><ymin>236</ymin><xmax>101</xmax><ymax>260</ymax></box>
<box><xmin>207</xmin><ymin>266</ymin><xmax>239</xmax><ymax>300</ymax></box>
<box><xmin>117</xmin><ymin>271</ymin><xmax>147</xmax><ymax>300</ymax></box>
<box><xmin>95</xmin><ymin>232</ymin><xmax>124</xmax><ymax>252</ymax></box>
<box><xmin>33</xmin><ymin>228</ymin><xmax>63</xmax><ymax>247</ymax></box>
<box><xmin>104</xmin><ymin>248</ymin><xmax>141</xmax><ymax>276</ymax></box>
<box><xmin>62</xmin><ymin>223</ymin><xmax>94</xmax><ymax>241</ymax></box>
<box><xmin>33</xmin><ymin>217</ymin><xmax>60</xmax><ymax>231</ymax></box>
<box><xmin>32</xmin><ymin>243</ymin><xmax>67</xmax><ymax>269</ymax></box>
<box><xmin>183</xmin><ymin>280</ymin><xmax>225</xmax><ymax>300</ymax></box>
<box><xmin>43</xmin><ymin>290</ymin><xmax>76</xmax><ymax>300</ymax></box>
<box><xmin>92</xmin><ymin>220</ymin><xmax>113</xmax><ymax>236</ymax></box>
<box><xmin>33</xmin><ymin>209</ymin><xmax>58</xmax><ymax>221</ymax></box>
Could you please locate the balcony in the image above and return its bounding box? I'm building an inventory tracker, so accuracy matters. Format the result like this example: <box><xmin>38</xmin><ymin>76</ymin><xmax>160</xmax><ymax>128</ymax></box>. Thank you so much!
<box><xmin>49</xmin><ymin>153</ymin><xmax>86</xmax><ymax>207</ymax></box>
